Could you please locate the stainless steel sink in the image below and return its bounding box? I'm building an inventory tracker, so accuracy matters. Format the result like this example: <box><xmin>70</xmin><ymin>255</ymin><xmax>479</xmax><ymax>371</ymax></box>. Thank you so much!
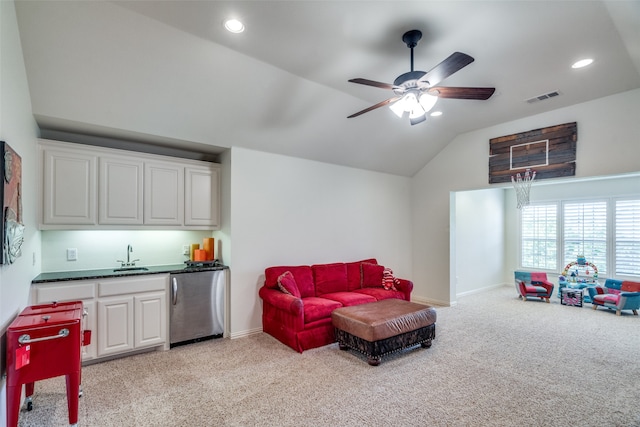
<box><xmin>113</xmin><ymin>267</ymin><xmax>149</xmax><ymax>272</ymax></box>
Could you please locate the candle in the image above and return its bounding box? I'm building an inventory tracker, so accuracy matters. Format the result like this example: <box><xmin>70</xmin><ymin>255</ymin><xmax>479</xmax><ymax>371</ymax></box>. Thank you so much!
<box><xmin>190</xmin><ymin>243</ymin><xmax>200</xmax><ymax>261</ymax></box>
<box><xmin>194</xmin><ymin>249</ymin><xmax>207</xmax><ymax>261</ymax></box>
<box><xmin>203</xmin><ymin>238</ymin><xmax>215</xmax><ymax>260</ymax></box>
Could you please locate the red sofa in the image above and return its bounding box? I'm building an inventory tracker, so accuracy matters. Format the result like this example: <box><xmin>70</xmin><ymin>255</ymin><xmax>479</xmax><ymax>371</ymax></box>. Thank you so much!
<box><xmin>259</xmin><ymin>259</ymin><xmax>413</xmax><ymax>352</ymax></box>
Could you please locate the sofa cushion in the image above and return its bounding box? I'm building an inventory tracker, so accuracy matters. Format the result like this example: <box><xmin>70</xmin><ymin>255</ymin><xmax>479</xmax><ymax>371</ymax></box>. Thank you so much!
<box><xmin>265</xmin><ymin>265</ymin><xmax>315</xmax><ymax>298</ymax></box>
<box><xmin>530</xmin><ymin>272</ymin><xmax>548</xmax><ymax>282</ymax></box>
<box><xmin>277</xmin><ymin>271</ymin><xmax>301</xmax><ymax>298</ymax></box>
<box><xmin>594</xmin><ymin>294</ymin><xmax>620</xmax><ymax>304</ymax></box>
<box><xmin>525</xmin><ymin>285</ymin><xmax>548</xmax><ymax>294</ymax></box>
<box><xmin>320</xmin><ymin>292</ymin><xmax>377</xmax><ymax>307</ymax></box>
<box><xmin>361</xmin><ymin>263</ymin><xmax>384</xmax><ymax>288</ymax></box>
<box><xmin>302</xmin><ymin>297</ymin><xmax>343</xmax><ymax>324</ymax></box>
<box><xmin>346</xmin><ymin>258</ymin><xmax>377</xmax><ymax>291</ymax></box>
<box><xmin>354</xmin><ymin>287</ymin><xmax>405</xmax><ymax>301</ymax></box>
<box><xmin>312</xmin><ymin>263</ymin><xmax>348</xmax><ymax>295</ymax></box>
<box><xmin>621</xmin><ymin>281</ymin><xmax>640</xmax><ymax>293</ymax></box>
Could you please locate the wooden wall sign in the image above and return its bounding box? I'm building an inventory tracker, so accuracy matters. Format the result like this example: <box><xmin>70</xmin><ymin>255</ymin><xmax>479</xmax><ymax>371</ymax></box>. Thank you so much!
<box><xmin>489</xmin><ymin>122</ymin><xmax>577</xmax><ymax>184</ymax></box>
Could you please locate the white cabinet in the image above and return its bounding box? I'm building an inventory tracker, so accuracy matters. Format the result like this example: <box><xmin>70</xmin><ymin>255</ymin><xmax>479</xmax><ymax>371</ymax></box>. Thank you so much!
<box><xmin>185</xmin><ymin>165</ymin><xmax>220</xmax><ymax>227</ymax></box>
<box><xmin>31</xmin><ymin>274</ymin><xmax>169</xmax><ymax>362</ymax></box>
<box><xmin>97</xmin><ymin>296</ymin><xmax>134</xmax><ymax>356</ymax></box>
<box><xmin>97</xmin><ymin>275</ymin><xmax>168</xmax><ymax>358</ymax></box>
<box><xmin>30</xmin><ymin>281</ymin><xmax>98</xmax><ymax>361</ymax></box>
<box><xmin>99</xmin><ymin>156</ymin><xmax>144</xmax><ymax>225</ymax></box>
<box><xmin>134</xmin><ymin>292</ymin><xmax>167</xmax><ymax>348</ymax></box>
<box><xmin>144</xmin><ymin>162</ymin><xmax>184</xmax><ymax>225</ymax></box>
<box><xmin>42</xmin><ymin>147</ymin><xmax>97</xmax><ymax>225</ymax></box>
<box><xmin>39</xmin><ymin>139</ymin><xmax>220</xmax><ymax>230</ymax></box>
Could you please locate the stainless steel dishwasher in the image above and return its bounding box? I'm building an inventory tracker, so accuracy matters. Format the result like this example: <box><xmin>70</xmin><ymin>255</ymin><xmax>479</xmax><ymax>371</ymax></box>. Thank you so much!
<box><xmin>170</xmin><ymin>269</ymin><xmax>225</xmax><ymax>347</ymax></box>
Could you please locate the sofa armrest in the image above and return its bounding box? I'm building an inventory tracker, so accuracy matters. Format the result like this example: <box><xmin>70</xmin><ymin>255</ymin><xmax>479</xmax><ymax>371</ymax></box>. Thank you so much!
<box><xmin>395</xmin><ymin>278</ymin><xmax>413</xmax><ymax>301</ymax></box>
<box><xmin>620</xmin><ymin>292</ymin><xmax>640</xmax><ymax>298</ymax></box>
<box><xmin>258</xmin><ymin>287</ymin><xmax>303</xmax><ymax>317</ymax></box>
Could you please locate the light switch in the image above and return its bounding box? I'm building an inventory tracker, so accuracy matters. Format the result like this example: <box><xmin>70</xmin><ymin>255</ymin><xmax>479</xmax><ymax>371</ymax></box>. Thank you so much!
<box><xmin>67</xmin><ymin>248</ymin><xmax>78</xmax><ymax>261</ymax></box>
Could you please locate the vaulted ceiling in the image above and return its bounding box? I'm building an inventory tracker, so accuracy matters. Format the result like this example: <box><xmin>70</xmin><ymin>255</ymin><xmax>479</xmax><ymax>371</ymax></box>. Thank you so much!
<box><xmin>15</xmin><ymin>1</ymin><xmax>640</xmax><ymax>176</ymax></box>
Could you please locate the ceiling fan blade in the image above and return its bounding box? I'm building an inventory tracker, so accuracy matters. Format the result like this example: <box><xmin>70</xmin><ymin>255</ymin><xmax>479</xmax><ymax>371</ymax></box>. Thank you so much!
<box><xmin>348</xmin><ymin>78</ymin><xmax>400</xmax><ymax>91</ymax></box>
<box><xmin>347</xmin><ymin>96</ymin><xmax>402</xmax><ymax>118</ymax></box>
<box><xmin>427</xmin><ymin>86</ymin><xmax>496</xmax><ymax>100</ymax></box>
<box><xmin>418</xmin><ymin>52</ymin><xmax>475</xmax><ymax>87</ymax></box>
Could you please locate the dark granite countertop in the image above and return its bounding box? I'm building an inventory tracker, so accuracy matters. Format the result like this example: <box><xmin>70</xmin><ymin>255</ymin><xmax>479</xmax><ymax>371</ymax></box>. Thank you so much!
<box><xmin>32</xmin><ymin>263</ymin><xmax>229</xmax><ymax>284</ymax></box>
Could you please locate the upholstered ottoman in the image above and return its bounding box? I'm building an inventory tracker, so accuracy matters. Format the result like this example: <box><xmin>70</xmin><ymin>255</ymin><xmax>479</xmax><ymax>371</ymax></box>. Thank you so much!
<box><xmin>331</xmin><ymin>299</ymin><xmax>436</xmax><ymax>366</ymax></box>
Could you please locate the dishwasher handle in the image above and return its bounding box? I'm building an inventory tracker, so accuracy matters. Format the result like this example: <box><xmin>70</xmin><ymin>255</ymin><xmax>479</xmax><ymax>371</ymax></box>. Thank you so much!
<box><xmin>171</xmin><ymin>277</ymin><xmax>178</xmax><ymax>305</ymax></box>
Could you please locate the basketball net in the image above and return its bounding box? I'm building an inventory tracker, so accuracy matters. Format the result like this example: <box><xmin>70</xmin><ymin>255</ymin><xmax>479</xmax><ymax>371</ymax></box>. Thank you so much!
<box><xmin>511</xmin><ymin>169</ymin><xmax>536</xmax><ymax>209</ymax></box>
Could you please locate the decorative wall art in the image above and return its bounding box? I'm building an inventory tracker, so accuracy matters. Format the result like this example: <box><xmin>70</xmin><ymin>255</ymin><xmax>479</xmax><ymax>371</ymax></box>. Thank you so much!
<box><xmin>488</xmin><ymin>122</ymin><xmax>577</xmax><ymax>184</ymax></box>
<box><xmin>1</xmin><ymin>141</ymin><xmax>24</xmax><ymax>264</ymax></box>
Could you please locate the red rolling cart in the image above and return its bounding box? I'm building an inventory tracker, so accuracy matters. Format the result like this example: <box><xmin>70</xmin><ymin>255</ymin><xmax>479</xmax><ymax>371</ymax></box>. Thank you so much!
<box><xmin>6</xmin><ymin>301</ymin><xmax>89</xmax><ymax>427</ymax></box>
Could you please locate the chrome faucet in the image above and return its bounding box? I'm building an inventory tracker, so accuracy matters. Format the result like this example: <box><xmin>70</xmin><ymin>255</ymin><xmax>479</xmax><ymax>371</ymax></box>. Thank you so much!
<box><xmin>117</xmin><ymin>244</ymin><xmax>140</xmax><ymax>267</ymax></box>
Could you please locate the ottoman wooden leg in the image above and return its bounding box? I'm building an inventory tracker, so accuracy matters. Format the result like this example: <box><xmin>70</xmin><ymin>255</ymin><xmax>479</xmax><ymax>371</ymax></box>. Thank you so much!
<box><xmin>339</xmin><ymin>343</ymin><xmax>349</xmax><ymax>351</ymax></box>
<box><xmin>367</xmin><ymin>356</ymin><xmax>381</xmax><ymax>366</ymax></box>
<box><xmin>421</xmin><ymin>340</ymin><xmax>432</xmax><ymax>348</ymax></box>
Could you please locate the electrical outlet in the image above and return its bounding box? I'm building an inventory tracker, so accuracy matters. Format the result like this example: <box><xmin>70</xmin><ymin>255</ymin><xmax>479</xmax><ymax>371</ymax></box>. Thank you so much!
<box><xmin>182</xmin><ymin>244</ymin><xmax>190</xmax><ymax>256</ymax></box>
<box><xmin>67</xmin><ymin>248</ymin><xmax>78</xmax><ymax>261</ymax></box>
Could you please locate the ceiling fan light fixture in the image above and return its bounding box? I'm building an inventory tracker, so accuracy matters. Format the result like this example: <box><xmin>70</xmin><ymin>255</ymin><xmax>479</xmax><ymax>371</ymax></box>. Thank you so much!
<box><xmin>418</xmin><ymin>93</ymin><xmax>438</xmax><ymax>113</ymax></box>
<box><xmin>389</xmin><ymin>100</ymin><xmax>406</xmax><ymax>118</ymax></box>
<box><xmin>409</xmin><ymin>113</ymin><xmax>427</xmax><ymax>126</ymax></box>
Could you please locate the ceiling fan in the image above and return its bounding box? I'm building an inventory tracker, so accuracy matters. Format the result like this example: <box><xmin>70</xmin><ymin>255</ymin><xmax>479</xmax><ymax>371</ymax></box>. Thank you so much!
<box><xmin>347</xmin><ymin>30</ymin><xmax>495</xmax><ymax>125</ymax></box>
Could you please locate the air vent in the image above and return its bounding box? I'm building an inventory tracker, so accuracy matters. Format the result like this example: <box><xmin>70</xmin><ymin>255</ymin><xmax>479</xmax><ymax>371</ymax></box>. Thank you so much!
<box><xmin>525</xmin><ymin>90</ymin><xmax>561</xmax><ymax>104</ymax></box>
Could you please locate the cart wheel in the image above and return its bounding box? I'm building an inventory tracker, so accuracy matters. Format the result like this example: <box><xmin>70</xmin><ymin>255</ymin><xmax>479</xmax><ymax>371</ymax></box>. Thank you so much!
<box><xmin>26</xmin><ymin>401</ymin><xmax>33</xmax><ymax>411</ymax></box>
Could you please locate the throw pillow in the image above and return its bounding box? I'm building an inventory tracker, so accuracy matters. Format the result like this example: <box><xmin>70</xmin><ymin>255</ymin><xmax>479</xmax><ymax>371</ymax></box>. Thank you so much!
<box><xmin>361</xmin><ymin>263</ymin><xmax>384</xmax><ymax>288</ymax></box>
<box><xmin>382</xmin><ymin>267</ymin><xmax>399</xmax><ymax>291</ymax></box>
<box><xmin>277</xmin><ymin>271</ymin><xmax>301</xmax><ymax>298</ymax></box>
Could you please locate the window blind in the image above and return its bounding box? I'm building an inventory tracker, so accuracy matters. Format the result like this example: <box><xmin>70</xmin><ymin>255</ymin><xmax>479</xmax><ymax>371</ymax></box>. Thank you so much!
<box><xmin>521</xmin><ymin>204</ymin><xmax>557</xmax><ymax>270</ymax></box>
<box><xmin>615</xmin><ymin>199</ymin><xmax>640</xmax><ymax>277</ymax></box>
<box><xmin>563</xmin><ymin>201</ymin><xmax>607</xmax><ymax>274</ymax></box>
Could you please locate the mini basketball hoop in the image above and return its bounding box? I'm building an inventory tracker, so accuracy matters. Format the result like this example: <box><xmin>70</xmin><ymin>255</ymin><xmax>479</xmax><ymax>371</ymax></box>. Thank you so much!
<box><xmin>511</xmin><ymin>169</ymin><xmax>536</xmax><ymax>209</ymax></box>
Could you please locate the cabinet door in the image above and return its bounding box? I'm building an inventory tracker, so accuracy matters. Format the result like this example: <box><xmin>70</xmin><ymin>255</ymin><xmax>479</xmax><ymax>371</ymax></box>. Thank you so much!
<box><xmin>97</xmin><ymin>296</ymin><xmax>134</xmax><ymax>356</ymax></box>
<box><xmin>185</xmin><ymin>166</ymin><xmax>220</xmax><ymax>227</ymax></box>
<box><xmin>144</xmin><ymin>162</ymin><xmax>184</xmax><ymax>225</ymax></box>
<box><xmin>134</xmin><ymin>292</ymin><xmax>167</xmax><ymax>348</ymax></box>
<box><xmin>99</xmin><ymin>156</ymin><xmax>144</xmax><ymax>225</ymax></box>
<box><xmin>31</xmin><ymin>281</ymin><xmax>97</xmax><ymax>362</ymax></box>
<box><xmin>42</xmin><ymin>148</ymin><xmax>97</xmax><ymax>225</ymax></box>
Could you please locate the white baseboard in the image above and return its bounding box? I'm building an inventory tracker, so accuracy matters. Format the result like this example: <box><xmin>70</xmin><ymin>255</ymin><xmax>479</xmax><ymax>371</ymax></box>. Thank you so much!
<box><xmin>456</xmin><ymin>283</ymin><xmax>510</xmax><ymax>298</ymax></box>
<box><xmin>229</xmin><ymin>327</ymin><xmax>263</xmax><ymax>340</ymax></box>
<box><xmin>411</xmin><ymin>283</ymin><xmax>510</xmax><ymax>307</ymax></box>
<box><xmin>411</xmin><ymin>295</ymin><xmax>455</xmax><ymax>307</ymax></box>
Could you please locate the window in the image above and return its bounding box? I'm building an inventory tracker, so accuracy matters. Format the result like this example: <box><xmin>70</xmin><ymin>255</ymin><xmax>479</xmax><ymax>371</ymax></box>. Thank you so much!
<box><xmin>563</xmin><ymin>201</ymin><xmax>607</xmax><ymax>275</ymax></box>
<box><xmin>521</xmin><ymin>203</ymin><xmax>557</xmax><ymax>270</ymax></box>
<box><xmin>519</xmin><ymin>197</ymin><xmax>640</xmax><ymax>279</ymax></box>
<box><xmin>615</xmin><ymin>199</ymin><xmax>640</xmax><ymax>276</ymax></box>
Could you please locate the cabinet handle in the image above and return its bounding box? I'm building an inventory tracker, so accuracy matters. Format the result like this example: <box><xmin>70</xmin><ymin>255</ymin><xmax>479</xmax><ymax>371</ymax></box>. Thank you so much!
<box><xmin>172</xmin><ymin>277</ymin><xmax>178</xmax><ymax>305</ymax></box>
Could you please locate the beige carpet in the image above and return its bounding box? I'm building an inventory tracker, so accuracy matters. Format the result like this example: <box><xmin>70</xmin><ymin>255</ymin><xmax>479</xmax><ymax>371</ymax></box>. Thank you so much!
<box><xmin>15</xmin><ymin>286</ymin><xmax>640</xmax><ymax>426</ymax></box>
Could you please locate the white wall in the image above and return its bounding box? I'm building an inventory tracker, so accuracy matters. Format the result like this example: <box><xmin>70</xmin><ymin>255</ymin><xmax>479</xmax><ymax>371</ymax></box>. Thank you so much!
<box><xmin>453</xmin><ymin>188</ymin><xmax>506</xmax><ymax>298</ymax></box>
<box><xmin>228</xmin><ymin>147</ymin><xmax>412</xmax><ymax>337</ymax></box>
<box><xmin>413</xmin><ymin>89</ymin><xmax>640</xmax><ymax>305</ymax></box>
<box><xmin>0</xmin><ymin>0</ymin><xmax>41</xmax><ymax>421</ymax></box>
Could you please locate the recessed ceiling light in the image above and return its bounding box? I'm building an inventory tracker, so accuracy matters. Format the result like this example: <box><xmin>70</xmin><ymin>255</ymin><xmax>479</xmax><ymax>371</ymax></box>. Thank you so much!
<box><xmin>430</xmin><ymin>111</ymin><xmax>443</xmax><ymax>117</ymax></box>
<box><xmin>572</xmin><ymin>58</ymin><xmax>593</xmax><ymax>69</ymax></box>
<box><xmin>224</xmin><ymin>19</ymin><xmax>244</xmax><ymax>33</ymax></box>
